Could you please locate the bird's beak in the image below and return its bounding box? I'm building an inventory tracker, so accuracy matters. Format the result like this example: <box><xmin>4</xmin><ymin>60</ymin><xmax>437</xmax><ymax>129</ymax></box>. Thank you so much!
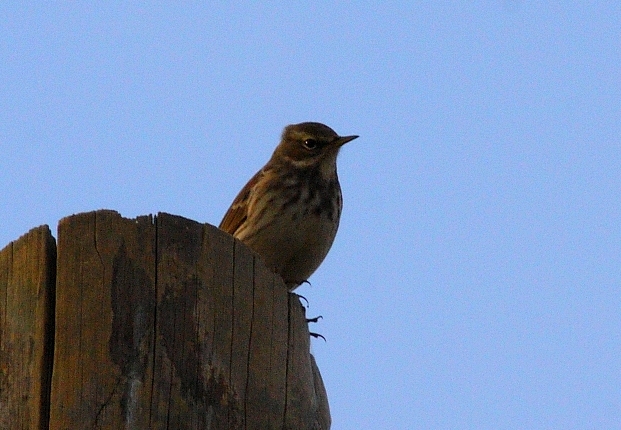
<box><xmin>335</xmin><ymin>135</ymin><xmax>359</xmax><ymax>147</ymax></box>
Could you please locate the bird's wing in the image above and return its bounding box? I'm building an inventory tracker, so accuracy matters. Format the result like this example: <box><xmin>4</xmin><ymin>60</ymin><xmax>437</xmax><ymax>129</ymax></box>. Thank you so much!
<box><xmin>218</xmin><ymin>169</ymin><xmax>264</xmax><ymax>235</ymax></box>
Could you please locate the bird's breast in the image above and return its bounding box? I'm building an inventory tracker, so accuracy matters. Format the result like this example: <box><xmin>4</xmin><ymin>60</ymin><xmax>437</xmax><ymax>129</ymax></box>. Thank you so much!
<box><xmin>241</xmin><ymin>171</ymin><xmax>342</xmax><ymax>284</ymax></box>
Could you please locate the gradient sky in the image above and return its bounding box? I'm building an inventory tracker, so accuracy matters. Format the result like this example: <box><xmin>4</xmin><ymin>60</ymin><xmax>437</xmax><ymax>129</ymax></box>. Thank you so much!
<box><xmin>2</xmin><ymin>3</ymin><xmax>620</xmax><ymax>429</ymax></box>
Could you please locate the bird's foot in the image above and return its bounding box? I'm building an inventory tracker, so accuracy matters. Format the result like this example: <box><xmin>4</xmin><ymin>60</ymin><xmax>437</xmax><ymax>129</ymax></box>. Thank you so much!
<box><xmin>310</xmin><ymin>332</ymin><xmax>326</xmax><ymax>341</ymax></box>
<box><xmin>306</xmin><ymin>315</ymin><xmax>323</xmax><ymax>323</ymax></box>
<box><xmin>295</xmin><ymin>294</ymin><xmax>309</xmax><ymax>307</ymax></box>
<box><xmin>307</xmin><ymin>315</ymin><xmax>325</xmax><ymax>340</ymax></box>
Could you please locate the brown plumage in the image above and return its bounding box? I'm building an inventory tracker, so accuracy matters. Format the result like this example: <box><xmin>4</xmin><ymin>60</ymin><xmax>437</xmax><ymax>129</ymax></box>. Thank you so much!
<box><xmin>219</xmin><ymin>122</ymin><xmax>358</xmax><ymax>289</ymax></box>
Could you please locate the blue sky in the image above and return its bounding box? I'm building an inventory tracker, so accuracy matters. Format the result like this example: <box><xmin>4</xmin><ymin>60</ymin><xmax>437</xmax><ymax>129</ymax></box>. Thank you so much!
<box><xmin>2</xmin><ymin>3</ymin><xmax>620</xmax><ymax>428</ymax></box>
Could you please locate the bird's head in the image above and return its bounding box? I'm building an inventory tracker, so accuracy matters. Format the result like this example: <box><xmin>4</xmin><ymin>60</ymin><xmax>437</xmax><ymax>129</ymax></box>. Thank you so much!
<box><xmin>272</xmin><ymin>122</ymin><xmax>358</xmax><ymax>177</ymax></box>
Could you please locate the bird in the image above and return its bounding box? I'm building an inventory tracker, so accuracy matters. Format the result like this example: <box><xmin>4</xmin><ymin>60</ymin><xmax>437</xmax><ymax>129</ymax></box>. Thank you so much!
<box><xmin>219</xmin><ymin>122</ymin><xmax>358</xmax><ymax>290</ymax></box>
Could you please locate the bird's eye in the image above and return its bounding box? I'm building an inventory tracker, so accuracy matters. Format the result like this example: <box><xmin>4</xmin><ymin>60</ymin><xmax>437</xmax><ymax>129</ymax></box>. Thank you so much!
<box><xmin>303</xmin><ymin>139</ymin><xmax>318</xmax><ymax>150</ymax></box>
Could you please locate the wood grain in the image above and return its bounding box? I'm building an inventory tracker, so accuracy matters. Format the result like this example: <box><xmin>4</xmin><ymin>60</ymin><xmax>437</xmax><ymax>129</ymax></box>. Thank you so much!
<box><xmin>46</xmin><ymin>210</ymin><xmax>329</xmax><ymax>429</ymax></box>
<box><xmin>0</xmin><ymin>225</ymin><xmax>56</xmax><ymax>430</ymax></box>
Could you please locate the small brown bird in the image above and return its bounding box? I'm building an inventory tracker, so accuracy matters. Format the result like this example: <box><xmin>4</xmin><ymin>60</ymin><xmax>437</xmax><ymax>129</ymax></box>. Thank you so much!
<box><xmin>219</xmin><ymin>122</ymin><xmax>358</xmax><ymax>290</ymax></box>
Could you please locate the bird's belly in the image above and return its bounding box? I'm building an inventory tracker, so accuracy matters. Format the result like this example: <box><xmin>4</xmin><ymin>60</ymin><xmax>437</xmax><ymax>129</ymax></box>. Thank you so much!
<box><xmin>245</xmin><ymin>212</ymin><xmax>339</xmax><ymax>285</ymax></box>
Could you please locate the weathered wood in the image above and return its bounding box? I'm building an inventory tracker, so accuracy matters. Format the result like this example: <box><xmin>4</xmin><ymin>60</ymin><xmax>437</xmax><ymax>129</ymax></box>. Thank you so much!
<box><xmin>0</xmin><ymin>211</ymin><xmax>329</xmax><ymax>428</ymax></box>
<box><xmin>47</xmin><ymin>210</ymin><xmax>329</xmax><ymax>429</ymax></box>
<box><xmin>49</xmin><ymin>210</ymin><xmax>157</xmax><ymax>429</ymax></box>
<box><xmin>0</xmin><ymin>225</ymin><xmax>56</xmax><ymax>430</ymax></box>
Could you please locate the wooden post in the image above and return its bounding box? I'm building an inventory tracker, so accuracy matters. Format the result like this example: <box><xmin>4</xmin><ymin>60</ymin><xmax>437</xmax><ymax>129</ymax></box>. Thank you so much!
<box><xmin>0</xmin><ymin>226</ymin><xmax>56</xmax><ymax>430</ymax></box>
<box><xmin>0</xmin><ymin>210</ymin><xmax>330</xmax><ymax>429</ymax></box>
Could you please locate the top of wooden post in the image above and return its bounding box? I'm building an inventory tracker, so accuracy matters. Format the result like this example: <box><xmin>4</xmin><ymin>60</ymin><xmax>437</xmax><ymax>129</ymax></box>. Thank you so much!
<box><xmin>0</xmin><ymin>210</ymin><xmax>330</xmax><ymax>430</ymax></box>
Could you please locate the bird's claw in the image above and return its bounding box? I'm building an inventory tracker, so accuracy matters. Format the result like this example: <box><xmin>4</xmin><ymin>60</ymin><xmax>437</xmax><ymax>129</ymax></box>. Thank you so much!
<box><xmin>295</xmin><ymin>294</ymin><xmax>309</xmax><ymax>307</ymax></box>
<box><xmin>310</xmin><ymin>332</ymin><xmax>326</xmax><ymax>341</ymax></box>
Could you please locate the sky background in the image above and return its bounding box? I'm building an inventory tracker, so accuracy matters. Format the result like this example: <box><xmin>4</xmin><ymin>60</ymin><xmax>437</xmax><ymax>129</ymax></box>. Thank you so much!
<box><xmin>2</xmin><ymin>2</ymin><xmax>620</xmax><ymax>429</ymax></box>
